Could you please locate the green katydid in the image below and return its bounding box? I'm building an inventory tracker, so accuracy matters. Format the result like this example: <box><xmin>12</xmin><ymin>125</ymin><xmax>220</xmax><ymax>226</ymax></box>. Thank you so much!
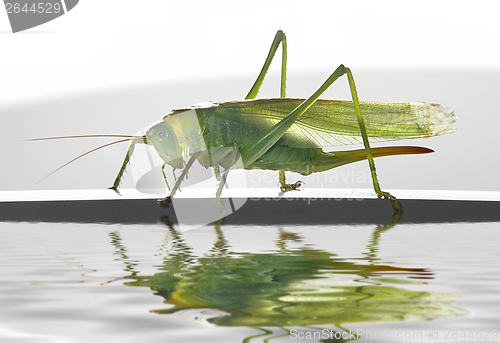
<box><xmin>30</xmin><ymin>30</ymin><xmax>456</xmax><ymax>213</ymax></box>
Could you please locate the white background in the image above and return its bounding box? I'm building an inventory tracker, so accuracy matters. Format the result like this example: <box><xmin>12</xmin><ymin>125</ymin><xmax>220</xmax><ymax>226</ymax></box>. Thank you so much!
<box><xmin>1</xmin><ymin>1</ymin><xmax>500</xmax><ymax>102</ymax></box>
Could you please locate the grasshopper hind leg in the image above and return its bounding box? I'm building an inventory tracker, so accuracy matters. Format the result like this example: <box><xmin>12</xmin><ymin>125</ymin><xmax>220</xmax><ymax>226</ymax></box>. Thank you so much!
<box><xmin>242</xmin><ymin>31</ymin><xmax>301</xmax><ymax>195</ymax></box>
<box><xmin>243</xmin><ymin>30</ymin><xmax>402</xmax><ymax>212</ymax></box>
<box><xmin>344</xmin><ymin>68</ymin><xmax>403</xmax><ymax>213</ymax></box>
<box><xmin>278</xmin><ymin>170</ymin><xmax>304</xmax><ymax>193</ymax></box>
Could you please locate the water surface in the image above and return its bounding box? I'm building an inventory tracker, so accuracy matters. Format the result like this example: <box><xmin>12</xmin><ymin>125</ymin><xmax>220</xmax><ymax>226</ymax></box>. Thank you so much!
<box><xmin>1</xmin><ymin>217</ymin><xmax>498</xmax><ymax>342</ymax></box>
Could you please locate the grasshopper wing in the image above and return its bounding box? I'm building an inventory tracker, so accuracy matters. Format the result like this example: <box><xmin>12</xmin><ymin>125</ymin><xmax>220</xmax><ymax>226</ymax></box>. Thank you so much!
<box><xmin>215</xmin><ymin>98</ymin><xmax>456</xmax><ymax>148</ymax></box>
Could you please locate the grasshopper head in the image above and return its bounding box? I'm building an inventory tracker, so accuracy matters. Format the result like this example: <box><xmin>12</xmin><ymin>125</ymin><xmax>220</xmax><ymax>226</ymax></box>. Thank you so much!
<box><xmin>146</xmin><ymin>121</ymin><xmax>184</xmax><ymax>169</ymax></box>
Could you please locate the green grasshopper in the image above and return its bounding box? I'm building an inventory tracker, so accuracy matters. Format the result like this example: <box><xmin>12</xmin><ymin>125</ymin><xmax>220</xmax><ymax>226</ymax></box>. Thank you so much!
<box><xmin>32</xmin><ymin>30</ymin><xmax>456</xmax><ymax>213</ymax></box>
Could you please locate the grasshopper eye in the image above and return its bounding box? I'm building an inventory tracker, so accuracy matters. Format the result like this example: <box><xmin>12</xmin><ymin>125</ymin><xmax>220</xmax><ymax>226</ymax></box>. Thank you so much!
<box><xmin>146</xmin><ymin>121</ymin><xmax>180</xmax><ymax>161</ymax></box>
<box><xmin>157</xmin><ymin>130</ymin><xmax>167</xmax><ymax>140</ymax></box>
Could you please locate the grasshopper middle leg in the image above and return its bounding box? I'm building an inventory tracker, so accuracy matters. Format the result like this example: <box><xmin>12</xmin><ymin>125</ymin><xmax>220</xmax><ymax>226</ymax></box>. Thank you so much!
<box><xmin>158</xmin><ymin>153</ymin><xmax>199</xmax><ymax>207</ymax></box>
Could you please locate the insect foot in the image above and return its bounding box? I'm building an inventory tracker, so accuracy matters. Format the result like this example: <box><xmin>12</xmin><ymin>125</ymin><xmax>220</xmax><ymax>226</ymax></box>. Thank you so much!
<box><xmin>158</xmin><ymin>196</ymin><xmax>173</xmax><ymax>208</ymax></box>
<box><xmin>379</xmin><ymin>191</ymin><xmax>403</xmax><ymax>214</ymax></box>
<box><xmin>109</xmin><ymin>187</ymin><xmax>121</xmax><ymax>196</ymax></box>
<box><xmin>280</xmin><ymin>180</ymin><xmax>304</xmax><ymax>193</ymax></box>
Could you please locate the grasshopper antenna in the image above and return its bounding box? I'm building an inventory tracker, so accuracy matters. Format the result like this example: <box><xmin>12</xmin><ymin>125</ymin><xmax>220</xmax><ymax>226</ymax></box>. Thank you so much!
<box><xmin>24</xmin><ymin>134</ymin><xmax>143</xmax><ymax>141</ymax></box>
<box><xmin>28</xmin><ymin>135</ymin><xmax>145</xmax><ymax>184</ymax></box>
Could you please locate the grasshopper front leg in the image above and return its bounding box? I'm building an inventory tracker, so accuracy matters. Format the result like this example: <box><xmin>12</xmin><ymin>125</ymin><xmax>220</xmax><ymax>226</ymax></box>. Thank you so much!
<box><xmin>110</xmin><ymin>137</ymin><xmax>146</xmax><ymax>192</ymax></box>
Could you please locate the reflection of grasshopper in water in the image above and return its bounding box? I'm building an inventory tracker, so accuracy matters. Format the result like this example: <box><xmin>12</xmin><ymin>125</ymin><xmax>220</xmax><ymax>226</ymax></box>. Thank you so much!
<box><xmin>109</xmin><ymin>221</ymin><xmax>467</xmax><ymax>342</ymax></box>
